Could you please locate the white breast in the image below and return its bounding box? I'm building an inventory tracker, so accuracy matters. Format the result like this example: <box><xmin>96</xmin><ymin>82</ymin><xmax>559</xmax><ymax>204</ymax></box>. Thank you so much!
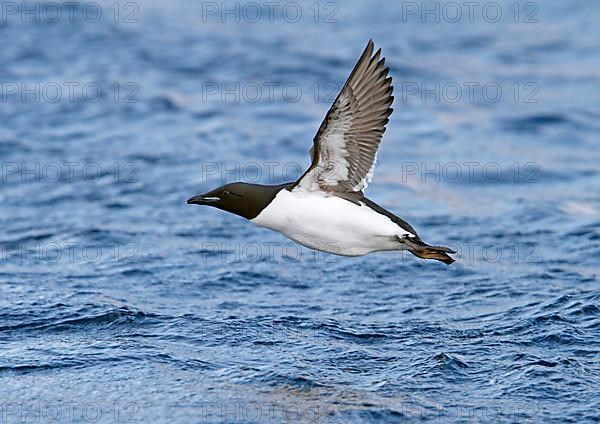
<box><xmin>251</xmin><ymin>190</ymin><xmax>412</xmax><ymax>256</ymax></box>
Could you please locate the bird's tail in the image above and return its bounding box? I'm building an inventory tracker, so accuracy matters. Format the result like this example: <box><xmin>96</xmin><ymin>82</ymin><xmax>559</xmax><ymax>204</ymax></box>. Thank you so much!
<box><xmin>400</xmin><ymin>237</ymin><xmax>456</xmax><ymax>265</ymax></box>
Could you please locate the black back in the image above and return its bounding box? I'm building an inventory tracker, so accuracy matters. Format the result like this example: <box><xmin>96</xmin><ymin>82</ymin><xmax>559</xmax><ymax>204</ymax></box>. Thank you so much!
<box><xmin>360</xmin><ymin>197</ymin><xmax>419</xmax><ymax>237</ymax></box>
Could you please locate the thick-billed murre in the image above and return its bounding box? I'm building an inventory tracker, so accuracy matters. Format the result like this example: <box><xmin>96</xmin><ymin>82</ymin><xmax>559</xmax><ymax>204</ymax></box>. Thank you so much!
<box><xmin>188</xmin><ymin>40</ymin><xmax>455</xmax><ymax>264</ymax></box>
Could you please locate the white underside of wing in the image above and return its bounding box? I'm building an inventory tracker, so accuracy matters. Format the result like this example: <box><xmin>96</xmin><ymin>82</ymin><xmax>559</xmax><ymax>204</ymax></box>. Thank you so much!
<box><xmin>296</xmin><ymin>92</ymin><xmax>355</xmax><ymax>192</ymax></box>
<box><xmin>296</xmin><ymin>149</ymin><xmax>377</xmax><ymax>194</ymax></box>
<box><xmin>251</xmin><ymin>190</ymin><xmax>411</xmax><ymax>256</ymax></box>
<box><xmin>297</xmin><ymin>41</ymin><xmax>392</xmax><ymax>195</ymax></box>
<box><xmin>320</xmin><ymin>132</ymin><xmax>351</xmax><ymax>186</ymax></box>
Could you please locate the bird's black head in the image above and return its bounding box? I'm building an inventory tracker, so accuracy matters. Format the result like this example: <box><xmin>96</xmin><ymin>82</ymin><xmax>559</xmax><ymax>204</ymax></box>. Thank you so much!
<box><xmin>187</xmin><ymin>182</ymin><xmax>288</xmax><ymax>220</ymax></box>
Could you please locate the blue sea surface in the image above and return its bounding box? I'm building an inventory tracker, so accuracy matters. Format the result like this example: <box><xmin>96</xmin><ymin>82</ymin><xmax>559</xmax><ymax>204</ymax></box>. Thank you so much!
<box><xmin>1</xmin><ymin>1</ymin><xmax>599</xmax><ymax>423</ymax></box>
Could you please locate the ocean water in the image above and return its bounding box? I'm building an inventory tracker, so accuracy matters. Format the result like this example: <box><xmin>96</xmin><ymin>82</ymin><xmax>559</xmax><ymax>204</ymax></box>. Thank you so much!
<box><xmin>1</xmin><ymin>0</ymin><xmax>599</xmax><ymax>423</ymax></box>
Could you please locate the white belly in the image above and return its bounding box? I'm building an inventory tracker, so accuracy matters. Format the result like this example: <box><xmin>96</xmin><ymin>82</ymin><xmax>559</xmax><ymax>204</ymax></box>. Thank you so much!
<box><xmin>251</xmin><ymin>190</ymin><xmax>411</xmax><ymax>256</ymax></box>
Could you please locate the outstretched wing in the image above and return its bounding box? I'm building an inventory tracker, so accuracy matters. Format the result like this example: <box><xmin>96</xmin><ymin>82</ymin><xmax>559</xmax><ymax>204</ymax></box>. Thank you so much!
<box><xmin>294</xmin><ymin>40</ymin><xmax>394</xmax><ymax>194</ymax></box>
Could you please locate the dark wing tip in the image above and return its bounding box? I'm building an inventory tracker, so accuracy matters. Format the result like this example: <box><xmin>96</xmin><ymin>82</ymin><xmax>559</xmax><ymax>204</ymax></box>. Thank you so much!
<box><xmin>363</xmin><ymin>40</ymin><xmax>375</xmax><ymax>58</ymax></box>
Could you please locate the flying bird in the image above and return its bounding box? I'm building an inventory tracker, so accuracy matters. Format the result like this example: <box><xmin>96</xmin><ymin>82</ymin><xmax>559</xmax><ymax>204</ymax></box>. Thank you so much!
<box><xmin>188</xmin><ymin>40</ymin><xmax>455</xmax><ymax>264</ymax></box>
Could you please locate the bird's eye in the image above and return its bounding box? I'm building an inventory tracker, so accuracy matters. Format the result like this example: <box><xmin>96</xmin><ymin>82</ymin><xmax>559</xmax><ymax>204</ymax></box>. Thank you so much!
<box><xmin>222</xmin><ymin>191</ymin><xmax>230</xmax><ymax>196</ymax></box>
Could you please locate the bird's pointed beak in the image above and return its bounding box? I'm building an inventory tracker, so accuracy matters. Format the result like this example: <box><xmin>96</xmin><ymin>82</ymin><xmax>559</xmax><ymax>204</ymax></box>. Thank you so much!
<box><xmin>187</xmin><ymin>194</ymin><xmax>220</xmax><ymax>205</ymax></box>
